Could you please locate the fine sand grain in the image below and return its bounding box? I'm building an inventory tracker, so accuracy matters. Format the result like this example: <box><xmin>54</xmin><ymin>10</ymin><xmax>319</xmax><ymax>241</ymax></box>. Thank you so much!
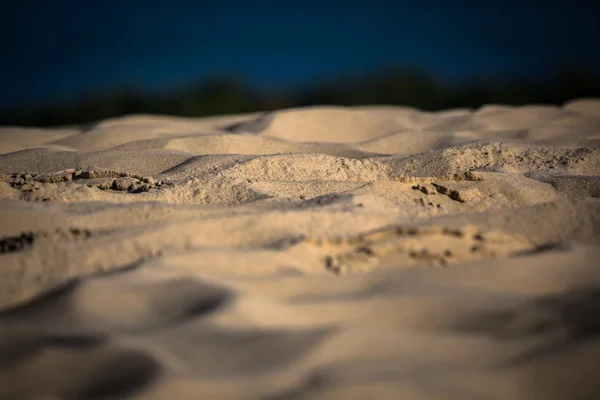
<box><xmin>1</xmin><ymin>99</ymin><xmax>600</xmax><ymax>399</ymax></box>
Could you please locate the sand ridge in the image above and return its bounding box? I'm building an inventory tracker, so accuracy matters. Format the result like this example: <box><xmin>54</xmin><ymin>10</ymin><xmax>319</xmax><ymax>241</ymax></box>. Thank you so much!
<box><xmin>1</xmin><ymin>99</ymin><xmax>600</xmax><ymax>399</ymax></box>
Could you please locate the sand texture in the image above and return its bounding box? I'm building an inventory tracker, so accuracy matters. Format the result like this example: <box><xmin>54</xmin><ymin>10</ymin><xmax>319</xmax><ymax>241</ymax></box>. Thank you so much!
<box><xmin>1</xmin><ymin>99</ymin><xmax>600</xmax><ymax>399</ymax></box>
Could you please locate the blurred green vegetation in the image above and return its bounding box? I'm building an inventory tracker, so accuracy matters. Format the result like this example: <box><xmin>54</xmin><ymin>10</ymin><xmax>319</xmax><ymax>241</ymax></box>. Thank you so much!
<box><xmin>2</xmin><ymin>65</ymin><xmax>599</xmax><ymax>127</ymax></box>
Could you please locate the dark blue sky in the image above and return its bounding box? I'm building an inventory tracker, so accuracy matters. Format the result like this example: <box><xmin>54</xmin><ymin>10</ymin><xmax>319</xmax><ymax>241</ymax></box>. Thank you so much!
<box><xmin>1</xmin><ymin>0</ymin><xmax>599</xmax><ymax>110</ymax></box>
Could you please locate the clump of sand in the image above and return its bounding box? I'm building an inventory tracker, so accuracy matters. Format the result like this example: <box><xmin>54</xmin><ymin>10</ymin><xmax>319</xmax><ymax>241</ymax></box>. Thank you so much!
<box><xmin>1</xmin><ymin>99</ymin><xmax>600</xmax><ymax>399</ymax></box>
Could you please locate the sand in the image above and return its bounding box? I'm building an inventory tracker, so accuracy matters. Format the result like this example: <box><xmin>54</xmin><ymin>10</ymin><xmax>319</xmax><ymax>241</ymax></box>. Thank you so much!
<box><xmin>1</xmin><ymin>99</ymin><xmax>600</xmax><ymax>399</ymax></box>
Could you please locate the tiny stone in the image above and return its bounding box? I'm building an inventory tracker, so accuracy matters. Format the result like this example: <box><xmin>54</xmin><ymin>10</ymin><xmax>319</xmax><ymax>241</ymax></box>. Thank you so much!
<box><xmin>416</xmin><ymin>183</ymin><xmax>437</xmax><ymax>195</ymax></box>
<box><xmin>112</xmin><ymin>177</ymin><xmax>138</xmax><ymax>191</ymax></box>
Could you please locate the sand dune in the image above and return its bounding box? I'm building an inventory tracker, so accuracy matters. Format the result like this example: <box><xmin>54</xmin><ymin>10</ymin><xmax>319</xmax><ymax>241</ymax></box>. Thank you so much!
<box><xmin>1</xmin><ymin>100</ymin><xmax>600</xmax><ymax>399</ymax></box>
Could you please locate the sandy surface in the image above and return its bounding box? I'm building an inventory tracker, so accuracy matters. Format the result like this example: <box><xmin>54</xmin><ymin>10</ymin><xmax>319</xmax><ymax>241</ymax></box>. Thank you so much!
<box><xmin>1</xmin><ymin>99</ymin><xmax>600</xmax><ymax>399</ymax></box>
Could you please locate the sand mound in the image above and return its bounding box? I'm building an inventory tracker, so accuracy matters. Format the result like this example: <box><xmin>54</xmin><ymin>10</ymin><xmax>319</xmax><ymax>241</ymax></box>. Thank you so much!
<box><xmin>218</xmin><ymin>153</ymin><xmax>391</xmax><ymax>181</ymax></box>
<box><xmin>49</xmin><ymin>113</ymin><xmax>261</xmax><ymax>151</ymax></box>
<box><xmin>564</xmin><ymin>98</ymin><xmax>600</xmax><ymax>117</ymax></box>
<box><xmin>0</xmin><ymin>126</ymin><xmax>79</xmax><ymax>155</ymax></box>
<box><xmin>231</xmin><ymin>106</ymin><xmax>410</xmax><ymax>143</ymax></box>
<box><xmin>113</xmin><ymin>133</ymin><xmax>374</xmax><ymax>159</ymax></box>
<box><xmin>1</xmin><ymin>100</ymin><xmax>600</xmax><ymax>399</ymax></box>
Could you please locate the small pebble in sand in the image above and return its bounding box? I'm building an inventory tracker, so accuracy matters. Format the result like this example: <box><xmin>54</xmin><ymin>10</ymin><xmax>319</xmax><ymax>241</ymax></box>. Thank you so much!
<box><xmin>112</xmin><ymin>177</ymin><xmax>139</xmax><ymax>191</ymax></box>
<box><xmin>414</xmin><ymin>183</ymin><xmax>438</xmax><ymax>195</ymax></box>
